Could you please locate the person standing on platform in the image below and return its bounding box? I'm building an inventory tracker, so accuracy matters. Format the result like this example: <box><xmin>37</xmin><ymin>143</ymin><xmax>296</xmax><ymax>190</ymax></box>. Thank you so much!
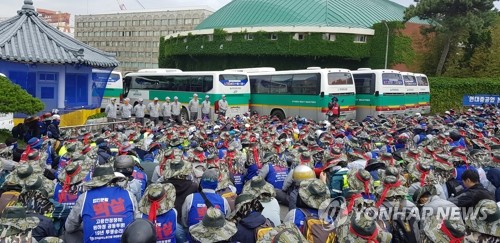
<box><xmin>171</xmin><ymin>97</ymin><xmax>182</xmax><ymax>124</ymax></box>
<box><xmin>147</xmin><ymin>97</ymin><xmax>161</xmax><ymax>125</ymax></box>
<box><xmin>188</xmin><ymin>94</ymin><xmax>200</xmax><ymax>121</ymax></box>
<box><xmin>121</xmin><ymin>98</ymin><xmax>133</xmax><ymax>121</ymax></box>
<box><xmin>218</xmin><ymin>95</ymin><xmax>229</xmax><ymax>117</ymax></box>
<box><xmin>134</xmin><ymin>98</ymin><xmax>146</xmax><ymax>126</ymax></box>
<box><xmin>162</xmin><ymin>97</ymin><xmax>172</xmax><ymax>123</ymax></box>
<box><xmin>105</xmin><ymin>98</ymin><xmax>118</xmax><ymax>122</ymax></box>
<box><xmin>201</xmin><ymin>95</ymin><xmax>211</xmax><ymax>121</ymax></box>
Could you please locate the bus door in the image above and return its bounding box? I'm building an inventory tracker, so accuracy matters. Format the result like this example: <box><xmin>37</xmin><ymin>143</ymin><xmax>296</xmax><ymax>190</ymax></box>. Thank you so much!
<box><xmin>354</xmin><ymin>73</ymin><xmax>376</xmax><ymax>121</ymax></box>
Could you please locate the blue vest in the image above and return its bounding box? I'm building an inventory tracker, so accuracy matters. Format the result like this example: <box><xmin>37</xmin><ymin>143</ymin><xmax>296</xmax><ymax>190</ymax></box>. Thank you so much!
<box><xmin>233</xmin><ymin>173</ymin><xmax>244</xmax><ymax>194</ymax></box>
<box><xmin>370</xmin><ymin>151</ymin><xmax>379</xmax><ymax>159</ymax></box>
<box><xmin>141</xmin><ymin>210</ymin><xmax>177</xmax><ymax>243</ymax></box>
<box><xmin>244</xmin><ymin>164</ymin><xmax>258</xmax><ymax>182</ymax></box>
<box><xmin>450</xmin><ymin>138</ymin><xmax>466</xmax><ymax>148</ymax></box>
<box><xmin>132</xmin><ymin>167</ymin><xmax>147</xmax><ymax>196</ymax></box>
<box><xmin>53</xmin><ymin>183</ymin><xmax>80</xmax><ymax>206</ymax></box>
<box><xmin>187</xmin><ymin>193</ymin><xmax>225</xmax><ymax>227</ymax></box>
<box><xmin>218</xmin><ymin>148</ymin><xmax>227</xmax><ymax>159</ymax></box>
<box><xmin>55</xmin><ymin>156</ymin><xmax>71</xmax><ymax>179</ymax></box>
<box><xmin>266</xmin><ymin>164</ymin><xmax>289</xmax><ymax>189</ymax></box>
<box><xmin>82</xmin><ymin>186</ymin><xmax>134</xmax><ymax>243</ymax></box>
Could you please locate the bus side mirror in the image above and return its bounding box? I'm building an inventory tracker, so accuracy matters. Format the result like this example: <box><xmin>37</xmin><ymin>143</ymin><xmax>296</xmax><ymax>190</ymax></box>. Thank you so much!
<box><xmin>320</xmin><ymin>92</ymin><xmax>325</xmax><ymax>98</ymax></box>
<box><xmin>375</xmin><ymin>91</ymin><xmax>379</xmax><ymax>96</ymax></box>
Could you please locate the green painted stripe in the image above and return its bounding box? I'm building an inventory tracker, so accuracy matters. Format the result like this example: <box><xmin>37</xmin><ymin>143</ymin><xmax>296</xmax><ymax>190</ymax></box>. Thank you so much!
<box><xmin>103</xmin><ymin>88</ymin><xmax>123</xmax><ymax>98</ymax></box>
<box><xmin>356</xmin><ymin>94</ymin><xmax>406</xmax><ymax>107</ymax></box>
<box><xmin>250</xmin><ymin>94</ymin><xmax>356</xmax><ymax>108</ymax></box>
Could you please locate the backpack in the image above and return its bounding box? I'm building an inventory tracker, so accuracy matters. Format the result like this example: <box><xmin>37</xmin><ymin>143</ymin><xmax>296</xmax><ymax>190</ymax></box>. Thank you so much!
<box><xmin>446</xmin><ymin>178</ymin><xmax>464</xmax><ymax>198</ymax></box>
<box><xmin>0</xmin><ymin>191</ymin><xmax>20</xmax><ymax>213</ymax></box>
<box><xmin>328</xmin><ymin>169</ymin><xmax>349</xmax><ymax>198</ymax></box>
<box><xmin>255</xmin><ymin>218</ymin><xmax>274</xmax><ymax>241</ymax></box>
<box><xmin>217</xmin><ymin>188</ymin><xmax>236</xmax><ymax>211</ymax></box>
<box><xmin>298</xmin><ymin>208</ymin><xmax>335</xmax><ymax>243</ymax></box>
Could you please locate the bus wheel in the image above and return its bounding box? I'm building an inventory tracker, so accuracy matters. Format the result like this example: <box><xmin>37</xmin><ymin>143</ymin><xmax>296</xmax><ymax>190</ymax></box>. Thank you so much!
<box><xmin>271</xmin><ymin>109</ymin><xmax>285</xmax><ymax>121</ymax></box>
<box><xmin>180</xmin><ymin>108</ymin><xmax>189</xmax><ymax>121</ymax></box>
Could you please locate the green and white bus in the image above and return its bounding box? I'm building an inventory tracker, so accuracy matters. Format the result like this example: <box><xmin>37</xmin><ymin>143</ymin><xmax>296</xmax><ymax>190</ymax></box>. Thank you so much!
<box><xmin>92</xmin><ymin>69</ymin><xmax>123</xmax><ymax>109</ymax></box>
<box><xmin>415</xmin><ymin>73</ymin><xmax>430</xmax><ymax>114</ymax></box>
<box><xmin>122</xmin><ymin>71</ymin><xmax>250</xmax><ymax>120</ymax></box>
<box><xmin>245</xmin><ymin>68</ymin><xmax>357</xmax><ymax>121</ymax></box>
<box><xmin>401</xmin><ymin>72</ymin><xmax>420</xmax><ymax>115</ymax></box>
<box><xmin>352</xmin><ymin>69</ymin><xmax>406</xmax><ymax>121</ymax></box>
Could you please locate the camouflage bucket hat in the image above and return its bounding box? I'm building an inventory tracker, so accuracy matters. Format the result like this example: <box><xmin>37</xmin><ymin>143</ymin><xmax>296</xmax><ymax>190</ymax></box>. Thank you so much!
<box><xmin>347</xmin><ymin>169</ymin><xmax>374</xmax><ymax>195</ymax></box>
<box><xmin>407</xmin><ymin>160</ymin><xmax>433</xmax><ymax>185</ymax></box>
<box><xmin>189</xmin><ymin>207</ymin><xmax>237</xmax><ymax>243</ymax></box>
<box><xmin>138</xmin><ymin>183</ymin><xmax>176</xmax><ymax>216</ymax></box>
<box><xmin>227</xmin><ymin>193</ymin><xmax>258</xmax><ymax>220</ymax></box>
<box><xmin>375</xmin><ymin>175</ymin><xmax>407</xmax><ymax>199</ymax></box>
<box><xmin>57</xmin><ymin>161</ymin><xmax>87</xmax><ymax>185</ymax></box>
<box><xmin>83</xmin><ymin>165</ymin><xmax>119</xmax><ymax>188</ymax></box>
<box><xmin>433</xmin><ymin>154</ymin><xmax>454</xmax><ymax>171</ymax></box>
<box><xmin>343</xmin><ymin>213</ymin><xmax>392</xmax><ymax>243</ymax></box>
<box><xmin>163</xmin><ymin>159</ymin><xmax>191</xmax><ymax>179</ymax></box>
<box><xmin>23</xmin><ymin>174</ymin><xmax>44</xmax><ymax>192</ymax></box>
<box><xmin>39</xmin><ymin>237</ymin><xmax>64</xmax><ymax>243</ymax></box>
<box><xmin>298</xmin><ymin>179</ymin><xmax>331</xmax><ymax>209</ymax></box>
<box><xmin>401</xmin><ymin>149</ymin><xmax>420</xmax><ymax>163</ymax></box>
<box><xmin>256</xmin><ymin>222</ymin><xmax>307</xmax><ymax>243</ymax></box>
<box><xmin>465</xmin><ymin>199</ymin><xmax>500</xmax><ymax>237</ymax></box>
<box><xmin>423</xmin><ymin>217</ymin><xmax>466</xmax><ymax>242</ymax></box>
<box><xmin>242</xmin><ymin>175</ymin><xmax>276</xmax><ymax>199</ymax></box>
<box><xmin>0</xmin><ymin>206</ymin><xmax>40</xmax><ymax>231</ymax></box>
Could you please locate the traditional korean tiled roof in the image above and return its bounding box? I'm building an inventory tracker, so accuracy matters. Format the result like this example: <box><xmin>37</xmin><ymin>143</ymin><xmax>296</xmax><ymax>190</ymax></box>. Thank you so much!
<box><xmin>0</xmin><ymin>0</ymin><xmax>119</xmax><ymax>68</ymax></box>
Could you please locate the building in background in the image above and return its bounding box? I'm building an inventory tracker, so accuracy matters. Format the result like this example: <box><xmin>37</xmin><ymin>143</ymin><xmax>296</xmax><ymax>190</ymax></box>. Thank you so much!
<box><xmin>37</xmin><ymin>8</ymin><xmax>72</xmax><ymax>35</ymax></box>
<box><xmin>75</xmin><ymin>8</ymin><xmax>213</xmax><ymax>72</ymax></box>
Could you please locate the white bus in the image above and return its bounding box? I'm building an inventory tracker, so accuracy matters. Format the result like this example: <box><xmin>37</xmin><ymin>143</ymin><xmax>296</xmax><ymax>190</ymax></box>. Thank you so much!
<box><xmin>352</xmin><ymin>69</ymin><xmax>406</xmax><ymax>121</ymax></box>
<box><xmin>92</xmin><ymin>69</ymin><xmax>123</xmax><ymax>109</ymax></box>
<box><xmin>415</xmin><ymin>73</ymin><xmax>430</xmax><ymax>114</ymax></box>
<box><xmin>137</xmin><ymin>69</ymin><xmax>183</xmax><ymax>73</ymax></box>
<box><xmin>247</xmin><ymin>68</ymin><xmax>357</xmax><ymax>121</ymax></box>
<box><xmin>123</xmin><ymin>71</ymin><xmax>251</xmax><ymax>120</ymax></box>
<box><xmin>401</xmin><ymin>72</ymin><xmax>420</xmax><ymax>114</ymax></box>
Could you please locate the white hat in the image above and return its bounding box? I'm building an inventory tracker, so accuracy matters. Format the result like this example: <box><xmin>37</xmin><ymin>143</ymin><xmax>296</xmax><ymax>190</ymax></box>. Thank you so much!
<box><xmin>52</xmin><ymin>114</ymin><xmax>61</xmax><ymax>120</ymax></box>
<box><xmin>205</xmin><ymin>95</ymin><xmax>209</xmax><ymax>98</ymax></box>
<box><xmin>174</xmin><ymin>96</ymin><xmax>178</xmax><ymax>100</ymax></box>
<box><xmin>166</xmin><ymin>97</ymin><xmax>170</xmax><ymax>100</ymax></box>
<box><xmin>124</xmin><ymin>98</ymin><xmax>130</xmax><ymax>102</ymax></box>
<box><xmin>222</xmin><ymin>95</ymin><xmax>226</xmax><ymax>98</ymax></box>
<box><xmin>139</xmin><ymin>98</ymin><xmax>144</xmax><ymax>102</ymax></box>
<box><xmin>193</xmin><ymin>93</ymin><xmax>198</xmax><ymax>97</ymax></box>
<box><xmin>415</xmin><ymin>113</ymin><xmax>421</xmax><ymax>117</ymax></box>
<box><xmin>111</xmin><ymin>98</ymin><xmax>117</xmax><ymax>101</ymax></box>
<box><xmin>445</xmin><ymin>111</ymin><xmax>450</xmax><ymax>115</ymax></box>
<box><xmin>154</xmin><ymin>97</ymin><xmax>159</xmax><ymax>101</ymax></box>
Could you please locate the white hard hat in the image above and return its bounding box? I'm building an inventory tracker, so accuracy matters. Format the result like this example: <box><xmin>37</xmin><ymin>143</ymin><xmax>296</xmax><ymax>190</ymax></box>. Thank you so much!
<box><xmin>445</xmin><ymin>111</ymin><xmax>450</xmax><ymax>115</ymax></box>
<box><xmin>139</xmin><ymin>98</ymin><xmax>144</xmax><ymax>102</ymax></box>
<box><xmin>154</xmin><ymin>97</ymin><xmax>159</xmax><ymax>101</ymax></box>
<box><xmin>205</xmin><ymin>95</ymin><xmax>209</xmax><ymax>98</ymax></box>
<box><xmin>166</xmin><ymin>97</ymin><xmax>170</xmax><ymax>100</ymax></box>
<box><xmin>415</xmin><ymin>113</ymin><xmax>421</xmax><ymax>117</ymax></box>
<box><xmin>193</xmin><ymin>93</ymin><xmax>198</xmax><ymax>97</ymax></box>
<box><xmin>174</xmin><ymin>96</ymin><xmax>178</xmax><ymax>100</ymax></box>
<box><xmin>222</xmin><ymin>95</ymin><xmax>226</xmax><ymax>97</ymax></box>
<box><xmin>52</xmin><ymin>114</ymin><xmax>61</xmax><ymax>120</ymax></box>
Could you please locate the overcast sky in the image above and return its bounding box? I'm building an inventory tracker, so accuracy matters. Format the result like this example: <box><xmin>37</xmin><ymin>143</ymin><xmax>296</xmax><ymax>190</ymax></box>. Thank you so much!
<box><xmin>0</xmin><ymin>0</ymin><xmax>498</xmax><ymax>20</ymax></box>
<box><xmin>0</xmin><ymin>0</ymin><xmax>421</xmax><ymax>18</ymax></box>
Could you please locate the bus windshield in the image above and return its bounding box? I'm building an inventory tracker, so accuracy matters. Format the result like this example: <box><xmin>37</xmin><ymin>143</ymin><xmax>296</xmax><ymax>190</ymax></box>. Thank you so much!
<box><xmin>219</xmin><ymin>74</ymin><xmax>248</xmax><ymax>86</ymax></box>
<box><xmin>382</xmin><ymin>73</ymin><xmax>404</xmax><ymax>85</ymax></box>
<box><xmin>328</xmin><ymin>72</ymin><xmax>353</xmax><ymax>85</ymax></box>
<box><xmin>417</xmin><ymin>76</ymin><xmax>429</xmax><ymax>86</ymax></box>
<box><xmin>403</xmin><ymin>75</ymin><xmax>417</xmax><ymax>86</ymax></box>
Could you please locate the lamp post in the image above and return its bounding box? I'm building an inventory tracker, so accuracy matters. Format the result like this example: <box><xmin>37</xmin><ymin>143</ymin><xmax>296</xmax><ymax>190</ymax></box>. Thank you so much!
<box><xmin>382</xmin><ymin>20</ymin><xmax>389</xmax><ymax>69</ymax></box>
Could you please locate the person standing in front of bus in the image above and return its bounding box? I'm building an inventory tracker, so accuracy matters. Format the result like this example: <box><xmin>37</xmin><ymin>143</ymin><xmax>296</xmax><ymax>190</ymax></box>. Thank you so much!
<box><xmin>171</xmin><ymin>96</ymin><xmax>182</xmax><ymax>124</ymax></box>
<box><xmin>105</xmin><ymin>98</ymin><xmax>118</xmax><ymax>122</ymax></box>
<box><xmin>188</xmin><ymin>93</ymin><xmax>200</xmax><ymax>121</ymax></box>
<box><xmin>218</xmin><ymin>95</ymin><xmax>229</xmax><ymax>118</ymax></box>
<box><xmin>134</xmin><ymin>98</ymin><xmax>146</xmax><ymax>126</ymax></box>
<box><xmin>121</xmin><ymin>98</ymin><xmax>133</xmax><ymax>121</ymax></box>
<box><xmin>327</xmin><ymin>97</ymin><xmax>340</xmax><ymax>122</ymax></box>
<box><xmin>162</xmin><ymin>97</ymin><xmax>172</xmax><ymax>123</ymax></box>
<box><xmin>147</xmin><ymin>97</ymin><xmax>161</xmax><ymax>125</ymax></box>
<box><xmin>201</xmin><ymin>95</ymin><xmax>211</xmax><ymax>121</ymax></box>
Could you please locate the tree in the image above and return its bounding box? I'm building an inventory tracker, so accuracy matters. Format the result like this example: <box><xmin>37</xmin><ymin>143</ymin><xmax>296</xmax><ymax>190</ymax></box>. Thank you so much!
<box><xmin>404</xmin><ymin>0</ymin><xmax>497</xmax><ymax>76</ymax></box>
<box><xmin>0</xmin><ymin>76</ymin><xmax>44</xmax><ymax>114</ymax></box>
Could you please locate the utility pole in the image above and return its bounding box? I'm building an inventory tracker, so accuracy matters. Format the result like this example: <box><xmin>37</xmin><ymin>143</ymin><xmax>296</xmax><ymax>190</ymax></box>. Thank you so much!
<box><xmin>382</xmin><ymin>20</ymin><xmax>390</xmax><ymax>69</ymax></box>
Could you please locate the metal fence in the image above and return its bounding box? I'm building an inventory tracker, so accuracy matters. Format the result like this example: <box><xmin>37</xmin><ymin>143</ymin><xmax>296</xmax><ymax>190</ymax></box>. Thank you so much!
<box><xmin>60</xmin><ymin>120</ymin><xmax>130</xmax><ymax>137</ymax></box>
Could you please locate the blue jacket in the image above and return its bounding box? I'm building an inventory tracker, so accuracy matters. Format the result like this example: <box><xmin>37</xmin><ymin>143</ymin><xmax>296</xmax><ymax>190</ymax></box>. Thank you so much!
<box><xmin>487</xmin><ymin>168</ymin><xmax>500</xmax><ymax>202</ymax></box>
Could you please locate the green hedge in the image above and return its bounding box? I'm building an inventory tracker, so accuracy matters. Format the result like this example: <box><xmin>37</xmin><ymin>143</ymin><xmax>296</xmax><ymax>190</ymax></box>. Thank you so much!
<box><xmin>430</xmin><ymin>77</ymin><xmax>500</xmax><ymax>113</ymax></box>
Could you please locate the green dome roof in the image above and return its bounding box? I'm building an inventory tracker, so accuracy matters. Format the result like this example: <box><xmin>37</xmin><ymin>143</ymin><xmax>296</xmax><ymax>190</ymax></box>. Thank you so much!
<box><xmin>196</xmin><ymin>0</ymin><xmax>423</xmax><ymax>30</ymax></box>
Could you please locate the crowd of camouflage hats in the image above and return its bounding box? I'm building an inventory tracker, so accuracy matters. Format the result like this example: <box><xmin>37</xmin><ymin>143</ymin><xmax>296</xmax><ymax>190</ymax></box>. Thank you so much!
<box><xmin>0</xmin><ymin>104</ymin><xmax>498</xmax><ymax>243</ymax></box>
